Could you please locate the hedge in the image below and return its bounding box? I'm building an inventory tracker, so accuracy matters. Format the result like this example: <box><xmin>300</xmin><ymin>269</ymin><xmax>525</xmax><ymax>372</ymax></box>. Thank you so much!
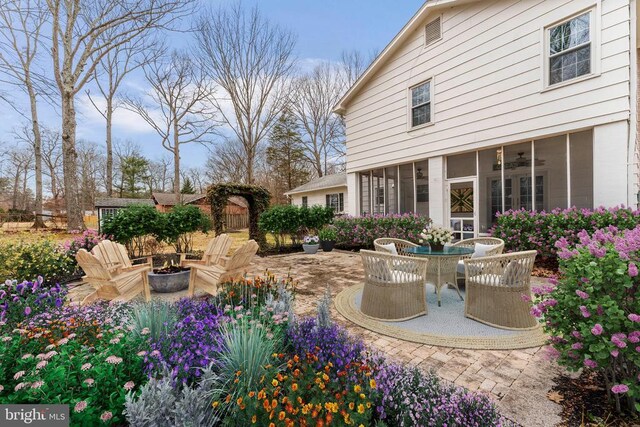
<box><xmin>333</xmin><ymin>213</ymin><xmax>432</xmax><ymax>249</ymax></box>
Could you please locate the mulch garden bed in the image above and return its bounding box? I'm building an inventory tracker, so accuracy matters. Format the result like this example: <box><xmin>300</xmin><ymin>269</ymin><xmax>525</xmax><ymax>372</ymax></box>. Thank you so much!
<box><xmin>551</xmin><ymin>370</ymin><xmax>639</xmax><ymax>426</ymax></box>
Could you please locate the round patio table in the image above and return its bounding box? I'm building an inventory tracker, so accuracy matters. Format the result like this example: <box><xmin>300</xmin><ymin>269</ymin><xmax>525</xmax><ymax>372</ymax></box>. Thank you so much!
<box><xmin>402</xmin><ymin>246</ymin><xmax>474</xmax><ymax>307</ymax></box>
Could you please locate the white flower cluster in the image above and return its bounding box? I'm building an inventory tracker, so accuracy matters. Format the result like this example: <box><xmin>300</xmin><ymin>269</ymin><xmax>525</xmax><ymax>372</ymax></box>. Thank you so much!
<box><xmin>419</xmin><ymin>225</ymin><xmax>453</xmax><ymax>245</ymax></box>
<box><xmin>304</xmin><ymin>235</ymin><xmax>319</xmax><ymax>244</ymax></box>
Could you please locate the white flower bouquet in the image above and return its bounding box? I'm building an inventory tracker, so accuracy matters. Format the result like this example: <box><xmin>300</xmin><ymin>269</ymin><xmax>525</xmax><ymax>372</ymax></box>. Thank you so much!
<box><xmin>419</xmin><ymin>225</ymin><xmax>453</xmax><ymax>248</ymax></box>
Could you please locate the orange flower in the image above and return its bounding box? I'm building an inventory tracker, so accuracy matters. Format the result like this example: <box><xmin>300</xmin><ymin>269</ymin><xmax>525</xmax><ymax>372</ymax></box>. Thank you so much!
<box><xmin>357</xmin><ymin>404</ymin><xmax>365</xmax><ymax>414</ymax></box>
<box><xmin>257</xmin><ymin>390</ymin><xmax>265</xmax><ymax>400</ymax></box>
<box><xmin>292</xmin><ymin>383</ymin><xmax>299</xmax><ymax>391</ymax></box>
<box><xmin>251</xmin><ymin>415</ymin><xmax>257</xmax><ymax>424</ymax></box>
<box><xmin>263</xmin><ymin>399</ymin><xmax>271</xmax><ymax>411</ymax></box>
<box><xmin>293</xmin><ymin>355</ymin><xmax>299</xmax><ymax>363</ymax></box>
<box><xmin>369</xmin><ymin>379</ymin><xmax>377</xmax><ymax>389</ymax></box>
<box><xmin>278</xmin><ymin>411</ymin><xmax>286</xmax><ymax>421</ymax></box>
<box><xmin>236</xmin><ymin>397</ymin><xmax>243</xmax><ymax>406</ymax></box>
<box><xmin>272</xmin><ymin>379</ymin><xmax>279</xmax><ymax>387</ymax></box>
<box><xmin>271</xmin><ymin>399</ymin><xmax>277</xmax><ymax>409</ymax></box>
<box><xmin>348</xmin><ymin>402</ymin><xmax>354</xmax><ymax>410</ymax></box>
<box><xmin>248</xmin><ymin>391</ymin><xmax>255</xmax><ymax>398</ymax></box>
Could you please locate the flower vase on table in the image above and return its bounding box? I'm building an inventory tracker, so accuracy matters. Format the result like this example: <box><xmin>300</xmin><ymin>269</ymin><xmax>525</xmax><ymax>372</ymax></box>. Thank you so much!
<box><xmin>419</xmin><ymin>225</ymin><xmax>453</xmax><ymax>252</ymax></box>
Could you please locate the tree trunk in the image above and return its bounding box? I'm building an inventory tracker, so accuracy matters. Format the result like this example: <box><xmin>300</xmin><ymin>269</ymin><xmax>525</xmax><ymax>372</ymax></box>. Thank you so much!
<box><xmin>106</xmin><ymin>97</ymin><xmax>113</xmax><ymax>196</ymax></box>
<box><xmin>173</xmin><ymin>119</ymin><xmax>180</xmax><ymax>203</ymax></box>
<box><xmin>12</xmin><ymin>166</ymin><xmax>20</xmax><ymax>210</ymax></box>
<box><xmin>26</xmin><ymin>83</ymin><xmax>46</xmax><ymax>228</ymax></box>
<box><xmin>61</xmin><ymin>89</ymin><xmax>85</xmax><ymax>231</ymax></box>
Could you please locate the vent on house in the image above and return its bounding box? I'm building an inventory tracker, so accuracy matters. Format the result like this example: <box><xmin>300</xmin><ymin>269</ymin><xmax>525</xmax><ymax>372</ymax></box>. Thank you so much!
<box><xmin>424</xmin><ymin>17</ymin><xmax>441</xmax><ymax>46</ymax></box>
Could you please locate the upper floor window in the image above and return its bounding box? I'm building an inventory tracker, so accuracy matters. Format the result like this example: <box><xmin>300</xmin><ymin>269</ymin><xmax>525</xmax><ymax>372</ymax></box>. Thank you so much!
<box><xmin>547</xmin><ymin>11</ymin><xmax>592</xmax><ymax>86</ymax></box>
<box><xmin>410</xmin><ymin>81</ymin><xmax>431</xmax><ymax>128</ymax></box>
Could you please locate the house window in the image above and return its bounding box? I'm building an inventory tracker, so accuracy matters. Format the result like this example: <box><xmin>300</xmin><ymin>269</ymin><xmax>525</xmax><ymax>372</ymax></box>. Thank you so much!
<box><xmin>548</xmin><ymin>11</ymin><xmax>592</xmax><ymax>86</ymax></box>
<box><xmin>326</xmin><ymin>193</ymin><xmax>344</xmax><ymax>213</ymax></box>
<box><xmin>301</xmin><ymin>196</ymin><xmax>308</xmax><ymax>208</ymax></box>
<box><xmin>410</xmin><ymin>81</ymin><xmax>431</xmax><ymax>128</ymax></box>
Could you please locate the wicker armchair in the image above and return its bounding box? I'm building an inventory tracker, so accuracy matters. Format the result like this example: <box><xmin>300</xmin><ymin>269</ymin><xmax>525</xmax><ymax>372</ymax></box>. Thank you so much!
<box><xmin>464</xmin><ymin>250</ymin><xmax>537</xmax><ymax>330</ymax></box>
<box><xmin>451</xmin><ymin>237</ymin><xmax>505</xmax><ymax>281</ymax></box>
<box><xmin>373</xmin><ymin>238</ymin><xmax>418</xmax><ymax>255</ymax></box>
<box><xmin>360</xmin><ymin>250</ymin><xmax>429</xmax><ymax>321</ymax></box>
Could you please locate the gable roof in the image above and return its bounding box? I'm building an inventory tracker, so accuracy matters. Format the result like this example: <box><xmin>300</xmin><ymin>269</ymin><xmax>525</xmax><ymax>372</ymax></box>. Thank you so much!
<box><xmin>95</xmin><ymin>198</ymin><xmax>154</xmax><ymax>208</ymax></box>
<box><xmin>284</xmin><ymin>174</ymin><xmax>347</xmax><ymax>196</ymax></box>
<box><xmin>228</xmin><ymin>196</ymin><xmax>248</xmax><ymax>208</ymax></box>
<box><xmin>334</xmin><ymin>0</ymin><xmax>478</xmax><ymax>114</ymax></box>
<box><xmin>152</xmin><ymin>192</ymin><xmax>206</xmax><ymax>206</ymax></box>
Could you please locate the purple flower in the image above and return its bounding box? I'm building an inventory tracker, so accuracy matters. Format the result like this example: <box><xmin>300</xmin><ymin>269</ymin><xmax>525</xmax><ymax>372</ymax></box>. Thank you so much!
<box><xmin>584</xmin><ymin>359</ymin><xmax>597</xmax><ymax>368</ymax></box>
<box><xmin>629</xmin><ymin>263</ymin><xmax>638</xmax><ymax>277</ymax></box>
<box><xmin>591</xmin><ymin>324</ymin><xmax>603</xmax><ymax>336</ymax></box>
<box><xmin>611</xmin><ymin>384</ymin><xmax>629</xmax><ymax>394</ymax></box>
<box><xmin>628</xmin><ymin>313</ymin><xmax>640</xmax><ymax>323</ymax></box>
<box><xmin>575</xmin><ymin>290</ymin><xmax>589</xmax><ymax>300</ymax></box>
<box><xmin>24</xmin><ymin>306</ymin><xmax>31</xmax><ymax>316</ymax></box>
<box><xmin>579</xmin><ymin>306</ymin><xmax>591</xmax><ymax>318</ymax></box>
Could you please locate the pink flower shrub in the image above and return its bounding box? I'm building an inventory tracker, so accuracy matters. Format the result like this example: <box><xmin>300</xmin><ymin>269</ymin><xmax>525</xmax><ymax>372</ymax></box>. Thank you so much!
<box><xmin>491</xmin><ymin>206</ymin><xmax>640</xmax><ymax>260</ymax></box>
<box><xmin>531</xmin><ymin>224</ymin><xmax>640</xmax><ymax>414</ymax></box>
<box><xmin>61</xmin><ymin>229</ymin><xmax>110</xmax><ymax>258</ymax></box>
<box><xmin>332</xmin><ymin>213</ymin><xmax>432</xmax><ymax>249</ymax></box>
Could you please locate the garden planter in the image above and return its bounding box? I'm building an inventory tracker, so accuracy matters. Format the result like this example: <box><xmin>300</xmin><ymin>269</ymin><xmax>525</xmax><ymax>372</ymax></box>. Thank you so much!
<box><xmin>302</xmin><ymin>244</ymin><xmax>320</xmax><ymax>254</ymax></box>
<box><xmin>148</xmin><ymin>268</ymin><xmax>190</xmax><ymax>293</ymax></box>
<box><xmin>320</xmin><ymin>240</ymin><xmax>335</xmax><ymax>252</ymax></box>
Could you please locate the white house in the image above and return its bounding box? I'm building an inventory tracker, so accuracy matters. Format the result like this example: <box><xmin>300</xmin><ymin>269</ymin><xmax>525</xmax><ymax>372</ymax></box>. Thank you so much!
<box><xmin>284</xmin><ymin>174</ymin><xmax>348</xmax><ymax>213</ymax></box>
<box><xmin>334</xmin><ymin>0</ymin><xmax>640</xmax><ymax>240</ymax></box>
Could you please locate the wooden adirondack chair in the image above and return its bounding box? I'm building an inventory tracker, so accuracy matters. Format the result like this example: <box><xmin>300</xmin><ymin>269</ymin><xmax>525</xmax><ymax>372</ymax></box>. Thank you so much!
<box><xmin>76</xmin><ymin>249</ymin><xmax>151</xmax><ymax>303</ymax></box>
<box><xmin>187</xmin><ymin>240</ymin><xmax>259</xmax><ymax>297</ymax></box>
<box><xmin>180</xmin><ymin>234</ymin><xmax>233</xmax><ymax>268</ymax></box>
<box><xmin>91</xmin><ymin>240</ymin><xmax>153</xmax><ymax>270</ymax></box>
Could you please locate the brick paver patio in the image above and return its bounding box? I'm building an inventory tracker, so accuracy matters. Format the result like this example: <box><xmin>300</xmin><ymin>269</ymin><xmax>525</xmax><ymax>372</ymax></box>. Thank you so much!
<box><xmin>69</xmin><ymin>249</ymin><xmax>568</xmax><ymax>426</ymax></box>
<box><xmin>247</xmin><ymin>251</ymin><xmax>567</xmax><ymax>427</ymax></box>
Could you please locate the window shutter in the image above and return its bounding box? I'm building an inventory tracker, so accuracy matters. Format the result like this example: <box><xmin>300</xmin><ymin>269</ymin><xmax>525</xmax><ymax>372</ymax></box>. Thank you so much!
<box><xmin>326</xmin><ymin>195</ymin><xmax>330</xmax><ymax>207</ymax></box>
<box><xmin>424</xmin><ymin>17</ymin><xmax>441</xmax><ymax>46</ymax></box>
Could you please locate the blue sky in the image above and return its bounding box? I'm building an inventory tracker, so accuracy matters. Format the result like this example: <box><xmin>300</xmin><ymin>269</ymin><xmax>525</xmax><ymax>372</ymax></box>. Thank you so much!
<box><xmin>0</xmin><ymin>1</ymin><xmax>425</xmax><ymax>169</ymax></box>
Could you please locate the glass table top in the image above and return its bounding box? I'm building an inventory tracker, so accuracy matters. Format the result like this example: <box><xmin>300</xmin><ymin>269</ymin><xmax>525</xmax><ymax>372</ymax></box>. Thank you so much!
<box><xmin>403</xmin><ymin>246</ymin><xmax>475</xmax><ymax>256</ymax></box>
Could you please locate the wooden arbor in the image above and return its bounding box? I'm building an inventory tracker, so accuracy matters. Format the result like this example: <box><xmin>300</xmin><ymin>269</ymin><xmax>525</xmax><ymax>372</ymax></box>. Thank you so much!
<box><xmin>208</xmin><ymin>183</ymin><xmax>270</xmax><ymax>250</ymax></box>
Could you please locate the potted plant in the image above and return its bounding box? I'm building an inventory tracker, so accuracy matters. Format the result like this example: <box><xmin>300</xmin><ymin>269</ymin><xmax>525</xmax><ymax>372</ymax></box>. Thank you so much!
<box><xmin>302</xmin><ymin>235</ymin><xmax>320</xmax><ymax>254</ymax></box>
<box><xmin>419</xmin><ymin>225</ymin><xmax>453</xmax><ymax>251</ymax></box>
<box><xmin>148</xmin><ymin>260</ymin><xmax>191</xmax><ymax>293</ymax></box>
<box><xmin>318</xmin><ymin>227</ymin><xmax>337</xmax><ymax>252</ymax></box>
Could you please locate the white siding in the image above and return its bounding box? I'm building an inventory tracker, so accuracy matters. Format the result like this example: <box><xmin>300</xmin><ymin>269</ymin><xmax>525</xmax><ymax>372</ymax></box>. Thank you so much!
<box><xmin>594</xmin><ymin>121</ymin><xmax>629</xmax><ymax>206</ymax></box>
<box><xmin>290</xmin><ymin>187</ymin><xmax>349</xmax><ymax>212</ymax></box>
<box><xmin>345</xmin><ymin>0</ymin><xmax>631</xmax><ymax>173</ymax></box>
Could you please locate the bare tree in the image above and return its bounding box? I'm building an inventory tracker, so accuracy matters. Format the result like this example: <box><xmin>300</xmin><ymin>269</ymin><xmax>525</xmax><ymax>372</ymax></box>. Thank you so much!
<box><xmin>196</xmin><ymin>4</ymin><xmax>296</xmax><ymax>184</ymax></box>
<box><xmin>340</xmin><ymin>49</ymin><xmax>370</xmax><ymax>87</ymax></box>
<box><xmin>41</xmin><ymin>128</ymin><xmax>64</xmax><ymax>212</ymax></box>
<box><xmin>291</xmin><ymin>62</ymin><xmax>345</xmax><ymax>177</ymax></box>
<box><xmin>4</xmin><ymin>145</ymin><xmax>34</xmax><ymax>211</ymax></box>
<box><xmin>0</xmin><ymin>0</ymin><xmax>50</xmax><ymax>227</ymax></box>
<box><xmin>76</xmin><ymin>140</ymin><xmax>105</xmax><ymax>214</ymax></box>
<box><xmin>146</xmin><ymin>155</ymin><xmax>173</xmax><ymax>193</ymax></box>
<box><xmin>205</xmin><ymin>139</ymin><xmax>248</xmax><ymax>184</ymax></box>
<box><xmin>45</xmin><ymin>0</ymin><xmax>194</xmax><ymax>230</ymax></box>
<box><xmin>123</xmin><ymin>51</ymin><xmax>217</xmax><ymax>202</ymax></box>
<box><xmin>86</xmin><ymin>35</ymin><xmax>160</xmax><ymax>196</ymax></box>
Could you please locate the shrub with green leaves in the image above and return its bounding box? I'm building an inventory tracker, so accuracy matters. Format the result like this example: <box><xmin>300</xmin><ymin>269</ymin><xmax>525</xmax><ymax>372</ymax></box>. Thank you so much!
<box><xmin>491</xmin><ymin>206</ymin><xmax>640</xmax><ymax>263</ymax></box>
<box><xmin>532</xmin><ymin>226</ymin><xmax>640</xmax><ymax>414</ymax></box>
<box><xmin>0</xmin><ymin>240</ymin><xmax>75</xmax><ymax>285</ymax></box>
<box><xmin>258</xmin><ymin>204</ymin><xmax>334</xmax><ymax>248</ymax></box>
<box><xmin>333</xmin><ymin>213</ymin><xmax>432</xmax><ymax>249</ymax></box>
<box><xmin>161</xmin><ymin>205</ymin><xmax>212</xmax><ymax>253</ymax></box>
<box><xmin>101</xmin><ymin>205</ymin><xmax>166</xmax><ymax>257</ymax></box>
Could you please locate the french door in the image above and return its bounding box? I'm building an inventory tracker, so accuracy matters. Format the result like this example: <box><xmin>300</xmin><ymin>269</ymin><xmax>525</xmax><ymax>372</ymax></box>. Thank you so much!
<box><xmin>446</xmin><ymin>178</ymin><xmax>477</xmax><ymax>242</ymax></box>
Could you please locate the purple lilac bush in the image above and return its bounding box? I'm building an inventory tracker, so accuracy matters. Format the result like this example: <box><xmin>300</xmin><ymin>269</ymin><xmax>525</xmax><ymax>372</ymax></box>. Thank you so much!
<box><xmin>61</xmin><ymin>229</ymin><xmax>110</xmax><ymax>258</ymax></box>
<box><xmin>532</xmin><ymin>225</ymin><xmax>640</xmax><ymax>414</ymax></box>
<box><xmin>491</xmin><ymin>206</ymin><xmax>640</xmax><ymax>261</ymax></box>
<box><xmin>333</xmin><ymin>213</ymin><xmax>432</xmax><ymax>249</ymax></box>
<box><xmin>145</xmin><ymin>298</ymin><xmax>227</xmax><ymax>385</ymax></box>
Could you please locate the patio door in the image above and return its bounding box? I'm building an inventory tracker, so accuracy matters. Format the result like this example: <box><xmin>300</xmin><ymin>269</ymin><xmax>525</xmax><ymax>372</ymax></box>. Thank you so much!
<box><xmin>446</xmin><ymin>178</ymin><xmax>477</xmax><ymax>241</ymax></box>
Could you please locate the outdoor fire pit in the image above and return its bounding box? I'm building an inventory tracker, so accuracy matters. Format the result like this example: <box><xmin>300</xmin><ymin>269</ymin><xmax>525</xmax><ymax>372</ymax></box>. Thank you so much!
<box><xmin>148</xmin><ymin>263</ymin><xmax>191</xmax><ymax>293</ymax></box>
